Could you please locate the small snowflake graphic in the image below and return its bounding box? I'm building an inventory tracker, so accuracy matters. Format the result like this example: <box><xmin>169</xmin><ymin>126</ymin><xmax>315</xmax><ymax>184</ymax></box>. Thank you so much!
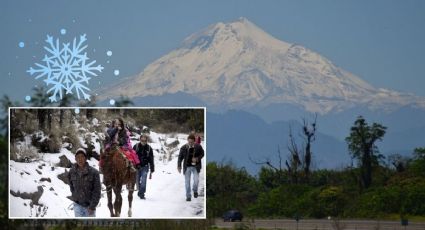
<box><xmin>27</xmin><ymin>34</ymin><xmax>103</xmax><ymax>102</ymax></box>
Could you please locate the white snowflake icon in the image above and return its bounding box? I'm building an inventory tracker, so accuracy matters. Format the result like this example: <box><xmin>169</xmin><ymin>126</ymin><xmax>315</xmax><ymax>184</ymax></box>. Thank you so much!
<box><xmin>27</xmin><ymin>34</ymin><xmax>103</xmax><ymax>102</ymax></box>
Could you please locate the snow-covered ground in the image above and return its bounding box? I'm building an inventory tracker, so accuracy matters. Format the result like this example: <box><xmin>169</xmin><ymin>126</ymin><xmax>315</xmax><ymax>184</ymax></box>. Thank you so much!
<box><xmin>9</xmin><ymin>131</ymin><xmax>206</xmax><ymax>218</ymax></box>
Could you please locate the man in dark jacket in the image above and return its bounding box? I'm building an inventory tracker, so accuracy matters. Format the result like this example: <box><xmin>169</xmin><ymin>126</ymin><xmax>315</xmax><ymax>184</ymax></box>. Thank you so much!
<box><xmin>68</xmin><ymin>148</ymin><xmax>101</xmax><ymax>217</ymax></box>
<box><xmin>133</xmin><ymin>134</ymin><xmax>155</xmax><ymax>199</ymax></box>
<box><xmin>178</xmin><ymin>134</ymin><xmax>204</xmax><ymax>201</ymax></box>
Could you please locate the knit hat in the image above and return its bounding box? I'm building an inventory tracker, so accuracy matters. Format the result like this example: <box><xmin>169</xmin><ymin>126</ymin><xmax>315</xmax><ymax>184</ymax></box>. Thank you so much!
<box><xmin>75</xmin><ymin>148</ymin><xmax>87</xmax><ymax>158</ymax></box>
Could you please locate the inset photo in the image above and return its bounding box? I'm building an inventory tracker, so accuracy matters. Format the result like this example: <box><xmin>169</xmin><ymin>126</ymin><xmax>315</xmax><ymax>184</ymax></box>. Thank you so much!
<box><xmin>9</xmin><ymin>107</ymin><xmax>206</xmax><ymax>219</ymax></box>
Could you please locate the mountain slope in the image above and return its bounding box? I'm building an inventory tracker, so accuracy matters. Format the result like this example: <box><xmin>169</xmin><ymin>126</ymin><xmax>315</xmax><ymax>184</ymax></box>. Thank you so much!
<box><xmin>100</xmin><ymin>17</ymin><xmax>425</xmax><ymax>114</ymax></box>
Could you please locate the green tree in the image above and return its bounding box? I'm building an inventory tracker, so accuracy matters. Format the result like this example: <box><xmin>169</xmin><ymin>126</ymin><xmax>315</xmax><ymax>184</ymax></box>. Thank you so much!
<box><xmin>0</xmin><ymin>136</ymin><xmax>8</xmax><ymax>220</ymax></box>
<box><xmin>409</xmin><ymin>147</ymin><xmax>425</xmax><ymax>177</ymax></box>
<box><xmin>258</xmin><ymin>166</ymin><xmax>287</xmax><ymax>190</ymax></box>
<box><xmin>78</xmin><ymin>96</ymin><xmax>97</xmax><ymax>119</ymax></box>
<box><xmin>206</xmin><ymin>162</ymin><xmax>258</xmax><ymax>218</ymax></box>
<box><xmin>113</xmin><ymin>96</ymin><xmax>134</xmax><ymax>117</ymax></box>
<box><xmin>388</xmin><ymin>153</ymin><xmax>410</xmax><ymax>173</ymax></box>
<box><xmin>249</xmin><ymin>184</ymin><xmax>312</xmax><ymax>217</ymax></box>
<box><xmin>0</xmin><ymin>95</ymin><xmax>21</xmax><ymax>137</ymax></box>
<box><xmin>29</xmin><ymin>86</ymin><xmax>52</xmax><ymax>131</ymax></box>
<box><xmin>345</xmin><ymin>116</ymin><xmax>386</xmax><ymax>189</ymax></box>
<box><xmin>413</xmin><ymin>147</ymin><xmax>425</xmax><ymax>159</ymax></box>
<box><xmin>58</xmin><ymin>93</ymin><xmax>76</xmax><ymax>107</ymax></box>
<box><xmin>30</xmin><ymin>86</ymin><xmax>51</xmax><ymax>107</ymax></box>
<box><xmin>58</xmin><ymin>94</ymin><xmax>76</xmax><ymax>127</ymax></box>
<box><xmin>114</xmin><ymin>95</ymin><xmax>134</xmax><ymax>107</ymax></box>
<box><xmin>316</xmin><ymin>186</ymin><xmax>349</xmax><ymax>217</ymax></box>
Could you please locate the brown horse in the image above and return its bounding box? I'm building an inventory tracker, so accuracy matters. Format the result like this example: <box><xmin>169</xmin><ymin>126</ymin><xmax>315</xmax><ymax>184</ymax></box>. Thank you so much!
<box><xmin>102</xmin><ymin>146</ymin><xmax>136</xmax><ymax>217</ymax></box>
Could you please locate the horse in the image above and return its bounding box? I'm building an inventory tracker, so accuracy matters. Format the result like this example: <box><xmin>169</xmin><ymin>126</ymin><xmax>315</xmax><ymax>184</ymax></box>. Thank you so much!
<box><xmin>102</xmin><ymin>146</ymin><xmax>136</xmax><ymax>217</ymax></box>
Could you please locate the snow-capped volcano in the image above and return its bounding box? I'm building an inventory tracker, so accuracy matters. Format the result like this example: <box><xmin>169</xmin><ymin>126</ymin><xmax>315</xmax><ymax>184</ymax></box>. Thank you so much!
<box><xmin>102</xmin><ymin>17</ymin><xmax>425</xmax><ymax>114</ymax></box>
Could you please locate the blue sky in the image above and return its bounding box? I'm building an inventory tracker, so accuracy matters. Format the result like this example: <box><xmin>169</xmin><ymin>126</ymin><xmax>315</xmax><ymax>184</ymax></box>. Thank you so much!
<box><xmin>1</xmin><ymin>0</ymin><xmax>425</xmax><ymax>102</ymax></box>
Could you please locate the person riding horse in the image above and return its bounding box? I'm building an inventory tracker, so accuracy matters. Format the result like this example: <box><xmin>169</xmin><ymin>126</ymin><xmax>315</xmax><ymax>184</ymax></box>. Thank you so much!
<box><xmin>100</xmin><ymin>118</ymin><xmax>138</xmax><ymax>217</ymax></box>
<box><xmin>100</xmin><ymin>118</ymin><xmax>139</xmax><ymax>173</ymax></box>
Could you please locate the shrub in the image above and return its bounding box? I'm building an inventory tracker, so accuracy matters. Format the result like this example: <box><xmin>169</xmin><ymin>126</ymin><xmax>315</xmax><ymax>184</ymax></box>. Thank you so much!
<box><xmin>10</xmin><ymin>143</ymin><xmax>40</xmax><ymax>162</ymax></box>
<box><xmin>249</xmin><ymin>184</ymin><xmax>312</xmax><ymax>218</ymax></box>
<box><xmin>62</xmin><ymin>129</ymin><xmax>81</xmax><ymax>153</ymax></box>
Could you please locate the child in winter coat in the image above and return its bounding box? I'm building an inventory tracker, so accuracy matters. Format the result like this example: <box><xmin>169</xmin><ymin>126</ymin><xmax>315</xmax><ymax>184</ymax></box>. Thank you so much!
<box><xmin>100</xmin><ymin>118</ymin><xmax>140</xmax><ymax>172</ymax></box>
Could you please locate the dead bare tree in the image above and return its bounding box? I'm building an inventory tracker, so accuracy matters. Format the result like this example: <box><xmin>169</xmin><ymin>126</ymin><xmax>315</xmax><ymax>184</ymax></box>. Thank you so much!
<box><xmin>249</xmin><ymin>114</ymin><xmax>317</xmax><ymax>185</ymax></box>
<box><xmin>287</xmin><ymin>127</ymin><xmax>302</xmax><ymax>184</ymax></box>
<box><xmin>249</xmin><ymin>146</ymin><xmax>285</xmax><ymax>186</ymax></box>
<box><xmin>285</xmin><ymin>114</ymin><xmax>317</xmax><ymax>184</ymax></box>
<box><xmin>302</xmin><ymin>114</ymin><xmax>317</xmax><ymax>181</ymax></box>
<box><xmin>249</xmin><ymin>148</ymin><xmax>283</xmax><ymax>173</ymax></box>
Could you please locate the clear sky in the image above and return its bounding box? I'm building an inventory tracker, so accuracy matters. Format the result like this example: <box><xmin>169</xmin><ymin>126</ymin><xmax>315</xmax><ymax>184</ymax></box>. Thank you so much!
<box><xmin>1</xmin><ymin>0</ymin><xmax>425</xmax><ymax>102</ymax></box>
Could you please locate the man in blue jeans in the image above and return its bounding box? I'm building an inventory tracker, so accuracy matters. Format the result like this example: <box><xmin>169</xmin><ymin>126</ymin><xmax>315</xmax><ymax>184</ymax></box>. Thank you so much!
<box><xmin>133</xmin><ymin>134</ymin><xmax>154</xmax><ymax>199</ymax></box>
<box><xmin>177</xmin><ymin>134</ymin><xmax>205</xmax><ymax>201</ymax></box>
<box><xmin>68</xmin><ymin>148</ymin><xmax>101</xmax><ymax>217</ymax></box>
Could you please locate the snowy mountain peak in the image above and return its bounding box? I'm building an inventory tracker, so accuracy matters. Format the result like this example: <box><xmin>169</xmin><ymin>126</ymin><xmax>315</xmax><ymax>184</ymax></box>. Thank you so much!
<box><xmin>102</xmin><ymin>18</ymin><xmax>425</xmax><ymax>114</ymax></box>
<box><xmin>182</xmin><ymin>17</ymin><xmax>290</xmax><ymax>53</ymax></box>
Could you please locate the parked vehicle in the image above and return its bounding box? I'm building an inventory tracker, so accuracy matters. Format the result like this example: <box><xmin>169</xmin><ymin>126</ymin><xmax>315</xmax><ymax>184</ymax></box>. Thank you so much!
<box><xmin>222</xmin><ymin>210</ymin><xmax>243</xmax><ymax>222</ymax></box>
